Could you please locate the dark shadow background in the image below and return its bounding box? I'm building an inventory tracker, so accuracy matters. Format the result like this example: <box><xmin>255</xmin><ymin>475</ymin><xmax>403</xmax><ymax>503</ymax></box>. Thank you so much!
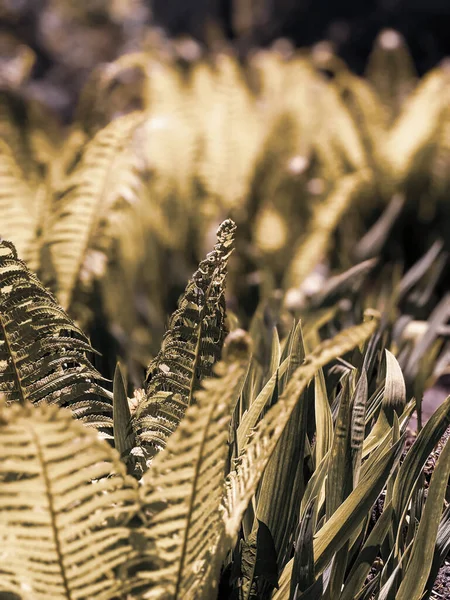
<box><xmin>1</xmin><ymin>0</ymin><xmax>449</xmax><ymax>119</ymax></box>
<box><xmin>153</xmin><ymin>0</ymin><xmax>450</xmax><ymax>74</ymax></box>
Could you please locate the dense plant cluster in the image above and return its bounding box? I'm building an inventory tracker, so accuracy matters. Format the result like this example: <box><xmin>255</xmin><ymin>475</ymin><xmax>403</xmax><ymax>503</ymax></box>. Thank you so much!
<box><xmin>0</xmin><ymin>25</ymin><xmax>449</xmax><ymax>600</ymax></box>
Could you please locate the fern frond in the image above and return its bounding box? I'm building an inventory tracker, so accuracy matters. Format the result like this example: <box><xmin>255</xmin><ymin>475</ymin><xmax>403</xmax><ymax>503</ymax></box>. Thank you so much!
<box><xmin>285</xmin><ymin>170</ymin><xmax>370</xmax><ymax>289</ymax></box>
<box><xmin>137</xmin><ymin>330</ymin><xmax>251</xmax><ymax>600</ymax></box>
<box><xmin>0</xmin><ymin>91</ymin><xmax>41</xmax><ymax>180</ymax></box>
<box><xmin>132</xmin><ymin>219</ymin><xmax>236</xmax><ymax>458</ymax></box>
<box><xmin>365</xmin><ymin>29</ymin><xmax>417</xmax><ymax>123</ymax></box>
<box><xmin>195</xmin><ymin>55</ymin><xmax>262</xmax><ymax>213</ymax></box>
<box><xmin>0</xmin><ymin>401</ymin><xmax>139</xmax><ymax>600</ymax></box>
<box><xmin>316</xmin><ymin>82</ymin><xmax>368</xmax><ymax>174</ymax></box>
<box><xmin>0</xmin><ymin>138</ymin><xmax>39</xmax><ymax>269</ymax></box>
<box><xmin>335</xmin><ymin>71</ymin><xmax>388</xmax><ymax>178</ymax></box>
<box><xmin>0</xmin><ymin>91</ymin><xmax>60</xmax><ymax>259</ymax></box>
<box><xmin>222</xmin><ymin>314</ymin><xmax>379</xmax><ymax>543</ymax></box>
<box><xmin>45</xmin><ymin>111</ymin><xmax>146</xmax><ymax>313</ymax></box>
<box><xmin>384</xmin><ymin>66</ymin><xmax>450</xmax><ymax>183</ymax></box>
<box><xmin>429</xmin><ymin>95</ymin><xmax>450</xmax><ymax>197</ymax></box>
<box><xmin>0</xmin><ymin>240</ymin><xmax>112</xmax><ymax>430</ymax></box>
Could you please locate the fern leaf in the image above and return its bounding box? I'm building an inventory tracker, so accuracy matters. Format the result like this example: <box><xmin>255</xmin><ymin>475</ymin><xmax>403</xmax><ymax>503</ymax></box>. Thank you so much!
<box><xmin>0</xmin><ymin>91</ymin><xmax>35</xmax><ymax>175</ymax></box>
<box><xmin>285</xmin><ymin>170</ymin><xmax>370</xmax><ymax>289</ymax></box>
<box><xmin>132</xmin><ymin>219</ymin><xmax>236</xmax><ymax>459</ymax></box>
<box><xmin>365</xmin><ymin>29</ymin><xmax>417</xmax><ymax>123</ymax></box>
<box><xmin>0</xmin><ymin>240</ymin><xmax>112</xmax><ymax>430</ymax></box>
<box><xmin>222</xmin><ymin>314</ymin><xmax>379</xmax><ymax>543</ymax></box>
<box><xmin>45</xmin><ymin>111</ymin><xmax>146</xmax><ymax>312</ymax></box>
<box><xmin>195</xmin><ymin>56</ymin><xmax>262</xmax><ymax>212</ymax></box>
<box><xmin>0</xmin><ymin>138</ymin><xmax>38</xmax><ymax>269</ymax></box>
<box><xmin>0</xmin><ymin>92</ymin><xmax>60</xmax><ymax>270</ymax></box>
<box><xmin>0</xmin><ymin>401</ymin><xmax>139</xmax><ymax>600</ymax></box>
<box><xmin>384</xmin><ymin>66</ymin><xmax>450</xmax><ymax>182</ymax></box>
<box><xmin>137</xmin><ymin>331</ymin><xmax>251</xmax><ymax>600</ymax></box>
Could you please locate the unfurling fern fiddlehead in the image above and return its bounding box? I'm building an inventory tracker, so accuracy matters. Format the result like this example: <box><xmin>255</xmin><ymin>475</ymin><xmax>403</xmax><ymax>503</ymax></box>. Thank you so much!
<box><xmin>131</xmin><ymin>219</ymin><xmax>236</xmax><ymax>463</ymax></box>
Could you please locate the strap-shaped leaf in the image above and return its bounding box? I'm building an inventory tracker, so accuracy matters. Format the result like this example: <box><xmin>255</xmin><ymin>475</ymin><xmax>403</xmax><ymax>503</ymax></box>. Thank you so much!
<box><xmin>0</xmin><ymin>240</ymin><xmax>112</xmax><ymax>429</ymax></box>
<box><xmin>236</xmin><ymin>358</ymin><xmax>289</xmax><ymax>454</ymax></box>
<box><xmin>291</xmin><ymin>496</ymin><xmax>316</xmax><ymax>597</ymax></box>
<box><xmin>113</xmin><ymin>364</ymin><xmax>136</xmax><ymax>457</ymax></box>
<box><xmin>223</xmin><ymin>314</ymin><xmax>379</xmax><ymax>544</ymax></box>
<box><xmin>273</xmin><ymin>435</ymin><xmax>404</xmax><ymax>599</ymax></box>
<box><xmin>137</xmin><ymin>331</ymin><xmax>251</xmax><ymax>600</ymax></box>
<box><xmin>314</xmin><ymin>367</ymin><xmax>334</xmax><ymax>468</ymax></box>
<box><xmin>363</xmin><ymin>350</ymin><xmax>406</xmax><ymax>456</ymax></box>
<box><xmin>0</xmin><ymin>401</ymin><xmax>139</xmax><ymax>600</ymax></box>
<box><xmin>239</xmin><ymin>519</ymin><xmax>279</xmax><ymax>600</ymax></box>
<box><xmin>350</xmin><ymin>371</ymin><xmax>369</xmax><ymax>487</ymax></box>
<box><xmin>340</xmin><ymin>502</ymin><xmax>393</xmax><ymax>600</ymax></box>
<box><xmin>396</xmin><ymin>434</ymin><xmax>450</xmax><ymax>600</ymax></box>
<box><xmin>326</xmin><ymin>373</ymin><xmax>352</xmax><ymax>520</ymax></box>
<box><xmin>255</xmin><ymin>323</ymin><xmax>307</xmax><ymax>565</ymax></box>
<box><xmin>392</xmin><ymin>394</ymin><xmax>450</xmax><ymax>530</ymax></box>
<box><xmin>133</xmin><ymin>219</ymin><xmax>236</xmax><ymax>458</ymax></box>
<box><xmin>424</xmin><ymin>503</ymin><xmax>450</xmax><ymax>598</ymax></box>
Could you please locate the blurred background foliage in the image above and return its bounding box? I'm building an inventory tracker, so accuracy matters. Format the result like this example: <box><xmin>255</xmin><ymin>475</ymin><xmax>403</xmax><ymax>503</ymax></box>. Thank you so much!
<box><xmin>1</xmin><ymin>1</ymin><xmax>450</xmax><ymax>115</ymax></box>
<box><xmin>0</xmin><ymin>3</ymin><xmax>450</xmax><ymax>596</ymax></box>
<box><xmin>0</xmin><ymin>0</ymin><xmax>449</xmax><ymax>401</ymax></box>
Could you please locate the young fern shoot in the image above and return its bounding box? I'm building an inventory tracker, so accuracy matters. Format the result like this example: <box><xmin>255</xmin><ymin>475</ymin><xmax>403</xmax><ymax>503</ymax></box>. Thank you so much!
<box><xmin>131</xmin><ymin>218</ymin><xmax>236</xmax><ymax>463</ymax></box>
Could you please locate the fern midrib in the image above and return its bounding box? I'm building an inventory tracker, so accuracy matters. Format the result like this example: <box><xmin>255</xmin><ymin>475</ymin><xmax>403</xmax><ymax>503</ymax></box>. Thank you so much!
<box><xmin>0</xmin><ymin>311</ymin><xmax>26</xmax><ymax>405</ymax></box>
<box><xmin>29</xmin><ymin>420</ymin><xmax>72</xmax><ymax>600</ymax></box>
<box><xmin>173</xmin><ymin>387</ymin><xmax>220</xmax><ymax>599</ymax></box>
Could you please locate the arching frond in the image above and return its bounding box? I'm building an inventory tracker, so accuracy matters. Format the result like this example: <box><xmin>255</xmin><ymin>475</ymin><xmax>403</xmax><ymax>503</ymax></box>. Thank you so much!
<box><xmin>0</xmin><ymin>91</ymin><xmax>61</xmax><ymax>265</ymax></box>
<box><xmin>334</xmin><ymin>71</ymin><xmax>389</xmax><ymax>178</ymax></box>
<box><xmin>132</xmin><ymin>219</ymin><xmax>236</xmax><ymax>459</ymax></box>
<box><xmin>384</xmin><ymin>66</ymin><xmax>450</xmax><ymax>183</ymax></box>
<box><xmin>194</xmin><ymin>55</ymin><xmax>262</xmax><ymax>213</ymax></box>
<box><xmin>0</xmin><ymin>240</ymin><xmax>112</xmax><ymax>430</ymax></box>
<box><xmin>45</xmin><ymin>111</ymin><xmax>147</xmax><ymax>313</ymax></box>
<box><xmin>0</xmin><ymin>138</ymin><xmax>39</xmax><ymax>269</ymax></box>
<box><xmin>365</xmin><ymin>29</ymin><xmax>417</xmax><ymax>123</ymax></box>
<box><xmin>137</xmin><ymin>330</ymin><xmax>251</xmax><ymax>600</ymax></box>
<box><xmin>315</xmin><ymin>82</ymin><xmax>368</xmax><ymax>174</ymax></box>
<box><xmin>0</xmin><ymin>91</ymin><xmax>41</xmax><ymax>180</ymax></box>
<box><xmin>285</xmin><ymin>170</ymin><xmax>370</xmax><ymax>289</ymax></box>
<box><xmin>0</xmin><ymin>401</ymin><xmax>139</xmax><ymax>600</ymax></box>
